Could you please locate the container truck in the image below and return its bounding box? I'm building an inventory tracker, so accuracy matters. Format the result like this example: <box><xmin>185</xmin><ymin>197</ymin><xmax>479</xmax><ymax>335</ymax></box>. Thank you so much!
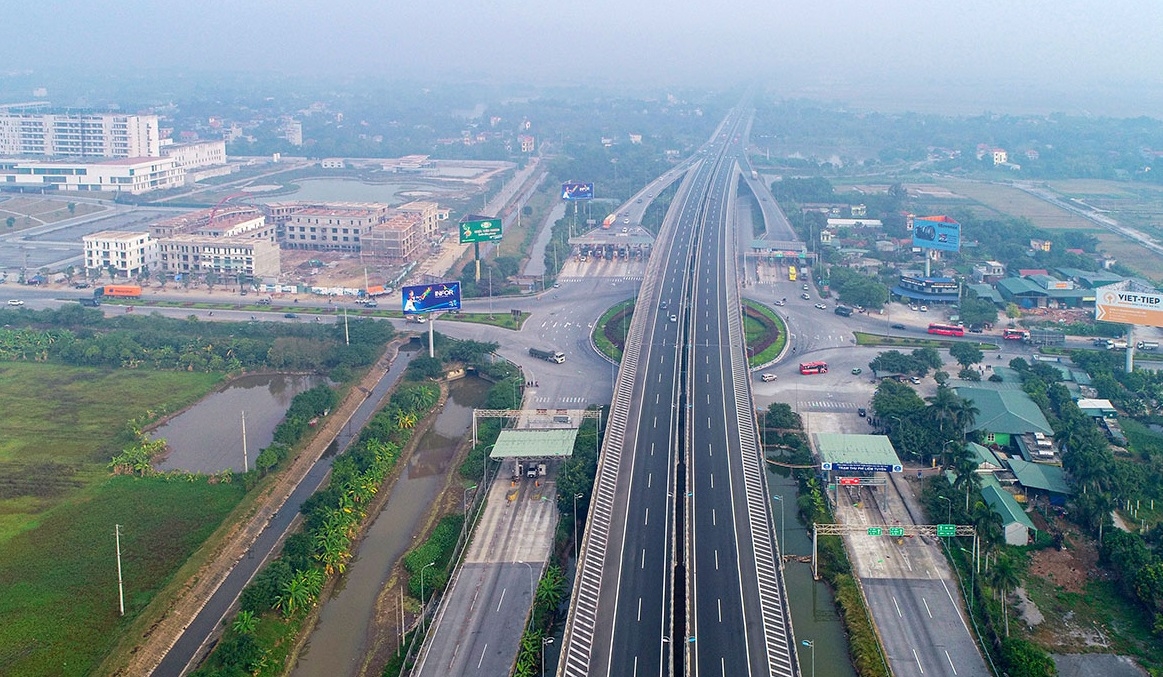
<box><xmin>1137</xmin><ymin>341</ymin><xmax>1159</xmax><ymax>351</ymax></box>
<box><xmin>94</xmin><ymin>285</ymin><xmax>142</xmax><ymax>299</ymax></box>
<box><xmin>602</xmin><ymin>214</ymin><xmax>616</xmax><ymax>229</ymax></box>
<box><xmin>529</xmin><ymin>347</ymin><xmax>566</xmax><ymax>364</ymax></box>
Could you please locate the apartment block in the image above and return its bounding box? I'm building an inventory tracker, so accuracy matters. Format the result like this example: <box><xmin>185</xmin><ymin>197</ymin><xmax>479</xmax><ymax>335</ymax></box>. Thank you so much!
<box><xmin>83</xmin><ymin>230</ymin><xmax>158</xmax><ymax>278</ymax></box>
<box><xmin>0</xmin><ymin>157</ymin><xmax>183</xmax><ymax>194</ymax></box>
<box><xmin>157</xmin><ymin>235</ymin><xmax>280</xmax><ymax>280</ymax></box>
<box><xmin>0</xmin><ymin>112</ymin><xmax>160</xmax><ymax>158</ymax></box>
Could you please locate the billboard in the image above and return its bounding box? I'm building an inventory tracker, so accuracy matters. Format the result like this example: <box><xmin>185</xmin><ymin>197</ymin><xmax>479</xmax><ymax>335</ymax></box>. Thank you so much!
<box><xmin>911</xmin><ymin>215</ymin><xmax>961</xmax><ymax>252</ymax></box>
<box><xmin>402</xmin><ymin>281</ymin><xmax>461</xmax><ymax>315</ymax></box>
<box><xmin>459</xmin><ymin>216</ymin><xmax>503</xmax><ymax>244</ymax></box>
<box><xmin>822</xmin><ymin>461</ymin><xmax>904</xmax><ymax>473</ymax></box>
<box><xmin>561</xmin><ymin>182</ymin><xmax>595</xmax><ymax>201</ymax></box>
<box><xmin>1095</xmin><ymin>284</ymin><xmax>1163</xmax><ymax>328</ymax></box>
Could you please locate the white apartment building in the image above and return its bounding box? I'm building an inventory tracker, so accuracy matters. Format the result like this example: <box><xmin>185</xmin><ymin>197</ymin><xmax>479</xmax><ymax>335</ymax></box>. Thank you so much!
<box><xmin>157</xmin><ymin>234</ymin><xmax>280</xmax><ymax>279</ymax></box>
<box><xmin>83</xmin><ymin>231</ymin><xmax>158</xmax><ymax>278</ymax></box>
<box><xmin>0</xmin><ymin>157</ymin><xmax>184</xmax><ymax>194</ymax></box>
<box><xmin>161</xmin><ymin>139</ymin><xmax>226</xmax><ymax>170</ymax></box>
<box><xmin>0</xmin><ymin>112</ymin><xmax>161</xmax><ymax>158</ymax></box>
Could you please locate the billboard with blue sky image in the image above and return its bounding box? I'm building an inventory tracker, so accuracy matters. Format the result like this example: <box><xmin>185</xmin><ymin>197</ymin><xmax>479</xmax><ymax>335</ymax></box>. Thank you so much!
<box><xmin>561</xmin><ymin>182</ymin><xmax>594</xmax><ymax>200</ymax></box>
<box><xmin>402</xmin><ymin>281</ymin><xmax>461</xmax><ymax>315</ymax></box>
<box><xmin>911</xmin><ymin>215</ymin><xmax>961</xmax><ymax>252</ymax></box>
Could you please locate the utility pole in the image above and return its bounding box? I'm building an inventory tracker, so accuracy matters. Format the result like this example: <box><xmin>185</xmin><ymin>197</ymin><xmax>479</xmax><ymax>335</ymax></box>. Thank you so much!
<box><xmin>115</xmin><ymin>524</ymin><xmax>125</xmax><ymax>616</ymax></box>
<box><xmin>241</xmin><ymin>411</ymin><xmax>248</xmax><ymax>473</ymax></box>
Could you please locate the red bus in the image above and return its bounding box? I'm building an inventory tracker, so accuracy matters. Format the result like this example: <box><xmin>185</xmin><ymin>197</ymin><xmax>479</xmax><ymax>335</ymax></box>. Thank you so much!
<box><xmin>927</xmin><ymin>323</ymin><xmax>965</xmax><ymax>337</ymax></box>
<box><xmin>799</xmin><ymin>361</ymin><xmax>828</xmax><ymax>375</ymax></box>
<box><xmin>1003</xmin><ymin>328</ymin><xmax>1030</xmax><ymax>341</ymax></box>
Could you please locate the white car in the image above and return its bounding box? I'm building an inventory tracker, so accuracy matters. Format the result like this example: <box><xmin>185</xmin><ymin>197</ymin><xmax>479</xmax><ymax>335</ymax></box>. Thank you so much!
<box><xmin>6</xmin><ymin>299</ymin><xmax>24</xmax><ymax>306</ymax></box>
<box><xmin>814</xmin><ymin>303</ymin><xmax>827</xmax><ymax>310</ymax></box>
<box><xmin>760</xmin><ymin>373</ymin><xmax>777</xmax><ymax>382</ymax></box>
<box><xmin>669</xmin><ymin>314</ymin><xmax>678</xmax><ymax>322</ymax></box>
<box><xmin>919</xmin><ymin>305</ymin><xmax>929</xmax><ymax>312</ymax></box>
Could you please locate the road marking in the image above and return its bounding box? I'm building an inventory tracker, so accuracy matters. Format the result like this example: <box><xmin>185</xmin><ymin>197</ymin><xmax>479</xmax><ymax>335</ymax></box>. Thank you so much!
<box><xmin>496</xmin><ymin>588</ymin><xmax>506</xmax><ymax>612</ymax></box>
<box><xmin>650</xmin><ymin>442</ymin><xmax>655</xmax><ymax>456</ymax></box>
<box><xmin>715</xmin><ymin>549</ymin><xmax>719</xmax><ymax>570</ymax></box>
<box><xmin>708</xmin><ymin>443</ymin><xmax>713</xmax><ymax>457</ymax></box>
<box><xmin>648</xmin><ymin>472</ymin><xmax>652</xmax><ymax>488</ymax></box>
<box><xmin>642</xmin><ymin>549</ymin><xmax>646</xmax><ymax>569</ymax></box>
<box><xmin>710</xmin><ymin>473</ymin><xmax>714</xmax><ymax>489</ymax></box>
<box><xmin>946</xmin><ymin>650</ymin><xmax>957</xmax><ymax>675</ymax></box>
<box><xmin>922</xmin><ymin>597</ymin><xmax>933</xmax><ymax>618</ymax></box>
<box><xmin>477</xmin><ymin>644</ymin><xmax>488</xmax><ymax>669</ymax></box>
<box><xmin>637</xmin><ymin>597</ymin><xmax>643</xmax><ymax>621</ymax></box>
<box><xmin>653</xmin><ymin>416</ymin><xmax>657</xmax><ymax>428</ymax></box>
<box><xmin>644</xmin><ymin>508</ymin><xmax>649</xmax><ymax>526</ymax></box>
<box><xmin>712</xmin><ymin>508</ymin><xmax>717</xmax><ymax>526</ymax></box>
<box><xmin>718</xmin><ymin>598</ymin><xmax>722</xmax><ymax>622</ymax></box>
<box><xmin>912</xmin><ymin>647</ymin><xmax>924</xmax><ymax>673</ymax></box>
<box><xmin>656</xmin><ymin>393</ymin><xmax>660</xmax><ymax>404</ymax></box>
<box><xmin>892</xmin><ymin>595</ymin><xmax>902</xmax><ymax>617</ymax></box>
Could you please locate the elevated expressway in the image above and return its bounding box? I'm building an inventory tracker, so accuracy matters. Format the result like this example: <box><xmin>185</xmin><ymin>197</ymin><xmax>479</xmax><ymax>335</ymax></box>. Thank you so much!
<box><xmin>559</xmin><ymin>110</ymin><xmax>797</xmax><ymax>676</ymax></box>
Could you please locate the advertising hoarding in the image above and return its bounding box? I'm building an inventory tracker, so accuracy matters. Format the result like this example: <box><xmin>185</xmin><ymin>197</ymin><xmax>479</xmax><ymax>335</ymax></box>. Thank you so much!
<box><xmin>911</xmin><ymin>215</ymin><xmax>961</xmax><ymax>252</ymax></box>
<box><xmin>1095</xmin><ymin>284</ymin><xmax>1163</xmax><ymax>328</ymax></box>
<box><xmin>561</xmin><ymin>182</ymin><xmax>595</xmax><ymax>201</ymax></box>
<box><xmin>402</xmin><ymin>281</ymin><xmax>461</xmax><ymax>315</ymax></box>
<box><xmin>822</xmin><ymin>461</ymin><xmax>903</xmax><ymax>473</ymax></box>
<box><xmin>458</xmin><ymin>216</ymin><xmax>503</xmax><ymax>244</ymax></box>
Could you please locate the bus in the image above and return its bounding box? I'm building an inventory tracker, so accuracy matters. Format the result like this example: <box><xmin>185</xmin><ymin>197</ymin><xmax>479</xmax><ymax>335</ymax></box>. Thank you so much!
<box><xmin>788</xmin><ymin>265</ymin><xmax>797</xmax><ymax>282</ymax></box>
<box><xmin>1003</xmin><ymin>328</ymin><xmax>1030</xmax><ymax>341</ymax></box>
<box><xmin>928</xmin><ymin>323</ymin><xmax>965</xmax><ymax>337</ymax></box>
<box><xmin>799</xmin><ymin>361</ymin><xmax>828</xmax><ymax>375</ymax></box>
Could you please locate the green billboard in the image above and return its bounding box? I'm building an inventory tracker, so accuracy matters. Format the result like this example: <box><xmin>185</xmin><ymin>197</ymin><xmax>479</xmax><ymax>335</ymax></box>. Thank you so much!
<box><xmin>459</xmin><ymin>217</ymin><xmax>503</xmax><ymax>244</ymax></box>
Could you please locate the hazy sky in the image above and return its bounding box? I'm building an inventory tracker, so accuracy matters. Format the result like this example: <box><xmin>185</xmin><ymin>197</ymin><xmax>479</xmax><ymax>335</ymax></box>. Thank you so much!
<box><xmin>3</xmin><ymin>1</ymin><xmax>1162</xmax><ymax>114</ymax></box>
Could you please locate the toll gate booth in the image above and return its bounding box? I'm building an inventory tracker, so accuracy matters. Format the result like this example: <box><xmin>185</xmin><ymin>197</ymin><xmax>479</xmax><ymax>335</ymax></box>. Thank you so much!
<box><xmin>489</xmin><ymin>428</ymin><xmax>578</xmax><ymax>482</ymax></box>
<box><xmin>812</xmin><ymin>433</ymin><xmax>905</xmax><ymax>510</ymax></box>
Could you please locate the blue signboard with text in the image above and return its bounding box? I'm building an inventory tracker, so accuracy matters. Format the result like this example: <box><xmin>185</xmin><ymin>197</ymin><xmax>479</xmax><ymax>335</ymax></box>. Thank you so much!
<box><xmin>823</xmin><ymin>462</ymin><xmax>903</xmax><ymax>473</ymax></box>
<box><xmin>402</xmin><ymin>281</ymin><xmax>461</xmax><ymax>315</ymax></box>
<box><xmin>911</xmin><ymin>215</ymin><xmax>961</xmax><ymax>253</ymax></box>
<box><xmin>561</xmin><ymin>182</ymin><xmax>595</xmax><ymax>200</ymax></box>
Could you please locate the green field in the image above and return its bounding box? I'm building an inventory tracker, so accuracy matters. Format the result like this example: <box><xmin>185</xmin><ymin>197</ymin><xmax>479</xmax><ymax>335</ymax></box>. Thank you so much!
<box><xmin>0</xmin><ymin>363</ymin><xmax>235</xmax><ymax>676</ymax></box>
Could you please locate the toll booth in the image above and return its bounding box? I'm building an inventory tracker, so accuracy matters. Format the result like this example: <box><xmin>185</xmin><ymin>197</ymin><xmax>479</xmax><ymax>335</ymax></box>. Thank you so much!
<box><xmin>811</xmin><ymin>433</ymin><xmax>905</xmax><ymax>510</ymax></box>
<box><xmin>489</xmin><ymin>428</ymin><xmax>578</xmax><ymax>482</ymax></box>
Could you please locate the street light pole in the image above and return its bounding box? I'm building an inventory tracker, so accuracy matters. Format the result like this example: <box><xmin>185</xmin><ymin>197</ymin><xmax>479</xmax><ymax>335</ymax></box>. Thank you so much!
<box><xmin>938</xmin><ymin>495</ymin><xmax>952</xmax><ymax>525</ymax></box>
<box><xmin>541</xmin><ymin>636</ymin><xmax>554</xmax><ymax>677</ymax></box>
<box><xmin>420</xmin><ymin>560</ymin><xmax>436</xmax><ymax>608</ymax></box>
<box><xmin>801</xmin><ymin>639</ymin><xmax>815</xmax><ymax>677</ymax></box>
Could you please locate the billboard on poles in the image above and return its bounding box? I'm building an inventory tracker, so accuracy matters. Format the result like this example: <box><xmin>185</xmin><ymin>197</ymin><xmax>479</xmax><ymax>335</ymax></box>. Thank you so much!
<box><xmin>911</xmin><ymin>215</ymin><xmax>961</xmax><ymax>252</ymax></box>
<box><xmin>561</xmin><ymin>182</ymin><xmax>595</xmax><ymax>200</ymax></box>
<box><xmin>458</xmin><ymin>216</ymin><xmax>503</xmax><ymax>244</ymax></box>
<box><xmin>1095</xmin><ymin>283</ymin><xmax>1163</xmax><ymax>328</ymax></box>
<box><xmin>402</xmin><ymin>281</ymin><xmax>461</xmax><ymax>315</ymax></box>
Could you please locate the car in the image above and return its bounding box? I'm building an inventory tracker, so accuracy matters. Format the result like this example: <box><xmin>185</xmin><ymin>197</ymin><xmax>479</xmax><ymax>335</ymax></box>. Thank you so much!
<box><xmin>802</xmin><ymin>284</ymin><xmax>809</xmax><ymax>291</ymax></box>
<box><xmin>363</xmin><ymin>301</ymin><xmax>378</xmax><ymax>308</ymax></box>
<box><xmin>647</xmin><ymin>193</ymin><xmax>653</xmax><ymax>198</ymax></box>
<box><xmin>857</xmin><ymin>407</ymin><xmax>867</xmax><ymax>417</ymax></box>
<box><xmin>621</xmin><ymin>227</ymin><xmax>628</xmax><ymax>233</ymax></box>
<box><xmin>910</xmin><ymin>376</ymin><xmax>921</xmax><ymax>384</ymax></box>
<box><xmin>283</xmin><ymin>312</ymin><xmax>298</xmax><ymax>319</ymax></box>
<box><xmin>660</xmin><ymin>300</ymin><xmax>668</xmax><ymax>309</ymax></box>
<box><xmin>891</xmin><ymin>323</ymin><xmax>906</xmax><ymax>330</ymax></box>
<box><xmin>553</xmin><ymin>282</ymin><xmax>560</xmax><ymax>288</ymax></box>
<box><xmin>73</xmin><ymin>282</ymin><xmax>90</xmax><ymax>289</ymax></box>
<box><xmin>909</xmin><ymin>304</ymin><xmax>919</xmax><ymax>311</ymax></box>
<box><xmin>773</xmin><ymin>299</ymin><xmax>785</xmax><ymax>306</ymax></box>
<box><xmin>669</xmin><ymin>314</ymin><xmax>678</xmax><ymax>322</ymax></box>
<box><xmin>636</xmin><ymin>198</ymin><xmax>643</xmax><ymax>203</ymax></box>
<box><xmin>801</xmin><ymin>292</ymin><xmax>811</xmax><ymax>300</ymax></box>
<box><xmin>7</xmin><ymin>299</ymin><xmax>25</xmax><ymax>306</ymax></box>
<box><xmin>969</xmin><ymin>324</ymin><xmax>983</xmax><ymax>333</ymax></box>
<box><xmin>760</xmin><ymin>373</ymin><xmax>777</xmax><ymax>382</ymax></box>
<box><xmin>814</xmin><ymin>303</ymin><xmax>827</xmax><ymax>310</ymax></box>
<box><xmin>851</xmin><ymin>367</ymin><xmax>863</xmax><ymax>375</ymax></box>
<box><xmin>919</xmin><ymin>305</ymin><xmax>929</xmax><ymax>312</ymax></box>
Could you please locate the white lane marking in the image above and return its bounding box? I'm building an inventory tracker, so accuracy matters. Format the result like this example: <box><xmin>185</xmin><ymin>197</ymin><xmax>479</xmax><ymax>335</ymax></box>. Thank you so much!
<box><xmin>892</xmin><ymin>596</ymin><xmax>902</xmax><ymax>617</ymax></box>
<box><xmin>712</xmin><ymin>508</ymin><xmax>717</xmax><ymax>526</ymax></box>
<box><xmin>637</xmin><ymin>597</ymin><xmax>643</xmax><ymax>621</ymax></box>
<box><xmin>715</xmin><ymin>549</ymin><xmax>719</xmax><ymax>570</ymax></box>
<box><xmin>477</xmin><ymin>644</ymin><xmax>488</xmax><ymax>669</ymax></box>
<box><xmin>718</xmin><ymin>598</ymin><xmax>722</xmax><ymax>622</ymax></box>
<box><xmin>648</xmin><ymin>472</ymin><xmax>652</xmax><ymax>488</ymax></box>
<box><xmin>650</xmin><ymin>442</ymin><xmax>655</xmax><ymax>456</ymax></box>
<box><xmin>653</xmin><ymin>416</ymin><xmax>657</xmax><ymax>428</ymax></box>
<box><xmin>913</xmin><ymin>647</ymin><xmax>924</xmax><ymax>673</ymax></box>
<box><xmin>946</xmin><ymin>651</ymin><xmax>957</xmax><ymax>675</ymax></box>
<box><xmin>496</xmin><ymin>588</ymin><xmax>506</xmax><ymax>612</ymax></box>
<box><xmin>641</xmin><ymin>549</ymin><xmax>646</xmax><ymax>569</ymax></box>
<box><xmin>644</xmin><ymin>508</ymin><xmax>649</xmax><ymax>526</ymax></box>
<box><xmin>656</xmin><ymin>393</ymin><xmax>660</xmax><ymax>404</ymax></box>
<box><xmin>710</xmin><ymin>473</ymin><xmax>714</xmax><ymax>489</ymax></box>
<box><xmin>922</xmin><ymin>597</ymin><xmax>933</xmax><ymax>618</ymax></box>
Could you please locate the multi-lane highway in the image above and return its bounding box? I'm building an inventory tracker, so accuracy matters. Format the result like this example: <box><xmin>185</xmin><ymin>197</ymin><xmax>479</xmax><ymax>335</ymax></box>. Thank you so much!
<box><xmin>560</xmin><ymin>108</ymin><xmax>796</xmax><ymax>676</ymax></box>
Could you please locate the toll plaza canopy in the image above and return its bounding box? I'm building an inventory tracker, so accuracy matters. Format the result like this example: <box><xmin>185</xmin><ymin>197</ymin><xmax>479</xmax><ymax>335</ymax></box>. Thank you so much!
<box><xmin>813</xmin><ymin>433</ymin><xmax>904</xmax><ymax>473</ymax></box>
<box><xmin>489</xmin><ymin>429</ymin><xmax>578</xmax><ymax>461</ymax></box>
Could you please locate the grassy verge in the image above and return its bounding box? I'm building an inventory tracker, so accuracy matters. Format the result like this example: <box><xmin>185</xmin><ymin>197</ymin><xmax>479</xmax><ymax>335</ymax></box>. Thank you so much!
<box><xmin>441</xmin><ymin>311</ymin><xmax>530</xmax><ymax>330</ymax></box>
<box><xmin>853</xmin><ymin>331</ymin><xmax>999</xmax><ymax>351</ymax></box>
<box><xmin>593</xmin><ymin>298</ymin><xmax>636</xmax><ymax>362</ymax></box>
<box><xmin>743</xmin><ymin>299</ymin><xmax>787</xmax><ymax>367</ymax></box>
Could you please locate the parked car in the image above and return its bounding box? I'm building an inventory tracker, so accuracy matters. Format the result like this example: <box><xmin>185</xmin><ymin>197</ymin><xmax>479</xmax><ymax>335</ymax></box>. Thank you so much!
<box><xmin>891</xmin><ymin>323</ymin><xmax>906</xmax><ymax>330</ymax></box>
<box><xmin>7</xmin><ymin>299</ymin><xmax>24</xmax><ymax>306</ymax></box>
<box><xmin>919</xmin><ymin>305</ymin><xmax>929</xmax><ymax>312</ymax></box>
<box><xmin>851</xmin><ymin>367</ymin><xmax>862</xmax><ymax>375</ymax></box>
<box><xmin>910</xmin><ymin>376</ymin><xmax>921</xmax><ymax>384</ymax></box>
<box><xmin>814</xmin><ymin>303</ymin><xmax>827</xmax><ymax>310</ymax></box>
<box><xmin>774</xmin><ymin>299</ymin><xmax>785</xmax><ymax>306</ymax></box>
<box><xmin>761</xmin><ymin>373</ymin><xmax>777</xmax><ymax>382</ymax></box>
<box><xmin>801</xmin><ymin>293</ymin><xmax>811</xmax><ymax>300</ymax></box>
<box><xmin>857</xmin><ymin>407</ymin><xmax>867</xmax><ymax>417</ymax></box>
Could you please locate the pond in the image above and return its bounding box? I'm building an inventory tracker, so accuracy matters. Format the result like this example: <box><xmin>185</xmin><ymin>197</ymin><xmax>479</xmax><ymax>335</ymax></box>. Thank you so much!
<box><xmin>153</xmin><ymin>373</ymin><xmax>327</xmax><ymax>474</ymax></box>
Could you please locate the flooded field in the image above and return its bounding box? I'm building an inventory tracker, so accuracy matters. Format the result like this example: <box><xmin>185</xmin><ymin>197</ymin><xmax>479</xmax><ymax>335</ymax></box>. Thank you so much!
<box><xmin>153</xmin><ymin>373</ymin><xmax>327</xmax><ymax>474</ymax></box>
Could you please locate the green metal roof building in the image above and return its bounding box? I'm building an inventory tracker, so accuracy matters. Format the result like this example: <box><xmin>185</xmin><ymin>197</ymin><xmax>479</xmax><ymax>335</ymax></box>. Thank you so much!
<box><xmin>953</xmin><ymin>384</ymin><xmax>1054</xmax><ymax>446</ymax></box>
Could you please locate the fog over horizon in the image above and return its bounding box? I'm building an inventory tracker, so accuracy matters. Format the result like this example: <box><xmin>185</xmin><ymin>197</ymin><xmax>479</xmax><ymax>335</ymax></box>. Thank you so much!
<box><xmin>3</xmin><ymin>0</ymin><xmax>1162</xmax><ymax>116</ymax></box>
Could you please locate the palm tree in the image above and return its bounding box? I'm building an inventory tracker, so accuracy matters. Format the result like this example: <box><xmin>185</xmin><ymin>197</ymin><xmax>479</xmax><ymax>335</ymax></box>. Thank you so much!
<box><xmin>396</xmin><ymin>411</ymin><xmax>417</xmax><ymax>429</ymax></box>
<box><xmin>232</xmin><ymin>610</ymin><xmax>258</xmax><ymax>634</ymax></box>
<box><xmin>990</xmin><ymin>554</ymin><xmax>1022</xmax><ymax>637</ymax></box>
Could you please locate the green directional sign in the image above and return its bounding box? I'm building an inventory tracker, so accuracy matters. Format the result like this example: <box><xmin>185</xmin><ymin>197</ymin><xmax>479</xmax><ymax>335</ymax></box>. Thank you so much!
<box><xmin>937</xmin><ymin>524</ymin><xmax>956</xmax><ymax>537</ymax></box>
<box><xmin>889</xmin><ymin>527</ymin><xmax>905</xmax><ymax>537</ymax></box>
<box><xmin>459</xmin><ymin>217</ymin><xmax>503</xmax><ymax>244</ymax></box>
<box><xmin>867</xmin><ymin>527</ymin><xmax>883</xmax><ymax>536</ymax></box>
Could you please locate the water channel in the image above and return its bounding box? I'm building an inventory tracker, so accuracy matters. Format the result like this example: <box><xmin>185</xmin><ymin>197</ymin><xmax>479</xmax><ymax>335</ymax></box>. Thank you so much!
<box><xmin>291</xmin><ymin>375</ymin><xmax>491</xmax><ymax>677</ymax></box>
<box><xmin>153</xmin><ymin>373</ymin><xmax>327</xmax><ymax>474</ymax></box>
<box><xmin>768</xmin><ymin>465</ymin><xmax>859</xmax><ymax>677</ymax></box>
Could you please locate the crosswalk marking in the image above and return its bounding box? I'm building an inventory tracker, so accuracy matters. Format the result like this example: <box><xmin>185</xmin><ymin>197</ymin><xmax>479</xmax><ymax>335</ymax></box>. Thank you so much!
<box><xmin>797</xmin><ymin>400</ymin><xmax>858</xmax><ymax>411</ymax></box>
<box><xmin>532</xmin><ymin>396</ymin><xmax>588</xmax><ymax>404</ymax></box>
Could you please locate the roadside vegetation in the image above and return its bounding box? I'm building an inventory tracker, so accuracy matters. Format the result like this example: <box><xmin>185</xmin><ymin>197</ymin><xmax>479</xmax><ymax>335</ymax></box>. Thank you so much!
<box><xmin>593</xmin><ymin>298</ymin><xmax>635</xmax><ymax>362</ymax></box>
<box><xmin>743</xmin><ymin>298</ymin><xmax>786</xmax><ymax>367</ymax></box>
